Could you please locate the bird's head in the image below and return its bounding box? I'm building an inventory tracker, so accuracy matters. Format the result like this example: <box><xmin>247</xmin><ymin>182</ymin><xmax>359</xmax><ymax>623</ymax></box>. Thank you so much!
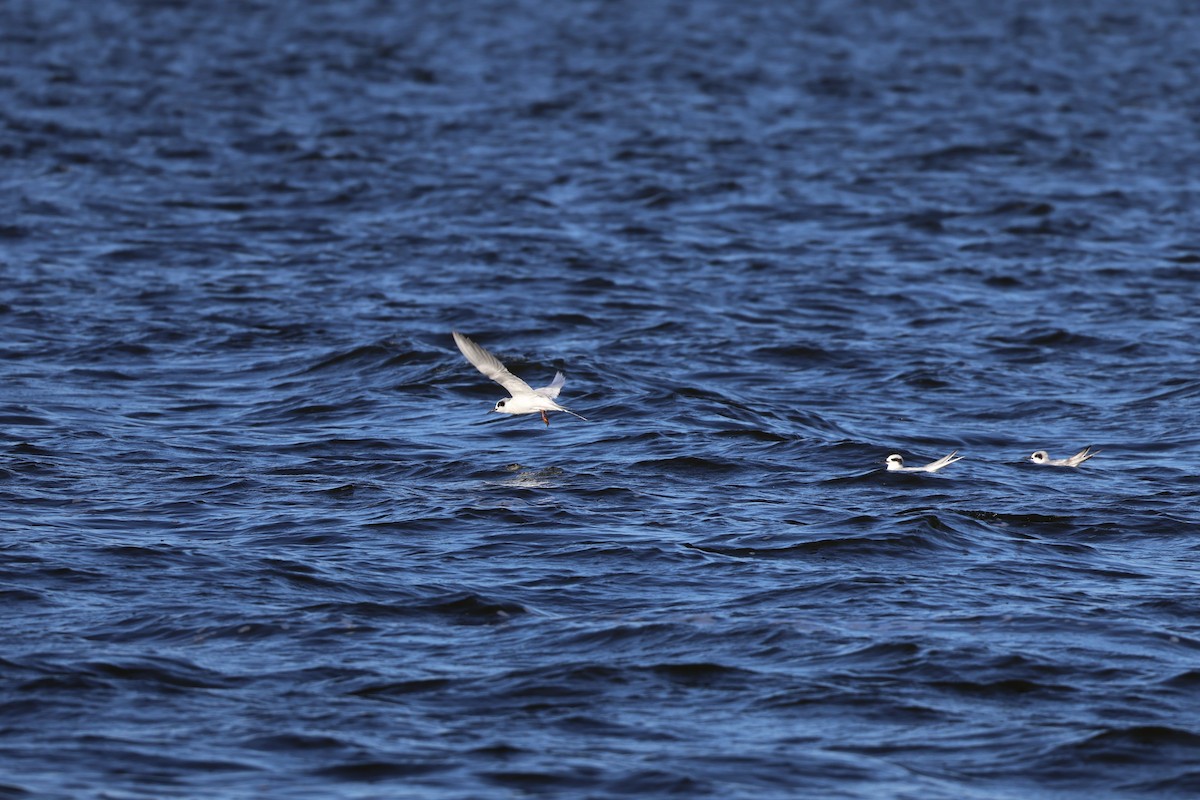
<box><xmin>885</xmin><ymin>454</ymin><xmax>904</xmax><ymax>470</ymax></box>
<box><xmin>1030</xmin><ymin>451</ymin><xmax>1048</xmax><ymax>463</ymax></box>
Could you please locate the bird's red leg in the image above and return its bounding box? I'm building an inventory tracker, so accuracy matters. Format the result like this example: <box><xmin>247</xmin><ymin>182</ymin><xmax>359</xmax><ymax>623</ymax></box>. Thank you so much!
<box><xmin>541</xmin><ymin>410</ymin><xmax>549</xmax><ymax>426</ymax></box>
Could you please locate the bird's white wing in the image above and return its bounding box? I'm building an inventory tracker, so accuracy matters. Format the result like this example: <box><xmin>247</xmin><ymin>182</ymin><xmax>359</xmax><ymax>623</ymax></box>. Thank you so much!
<box><xmin>534</xmin><ymin>371</ymin><xmax>565</xmax><ymax>399</ymax></box>
<box><xmin>924</xmin><ymin>451</ymin><xmax>961</xmax><ymax>472</ymax></box>
<box><xmin>452</xmin><ymin>332</ymin><xmax>535</xmax><ymax>397</ymax></box>
<box><xmin>1067</xmin><ymin>447</ymin><xmax>1099</xmax><ymax>466</ymax></box>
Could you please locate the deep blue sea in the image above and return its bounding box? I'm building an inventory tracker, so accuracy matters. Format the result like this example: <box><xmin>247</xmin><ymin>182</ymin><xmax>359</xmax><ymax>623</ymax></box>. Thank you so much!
<box><xmin>3</xmin><ymin>1</ymin><xmax>1200</xmax><ymax>797</ymax></box>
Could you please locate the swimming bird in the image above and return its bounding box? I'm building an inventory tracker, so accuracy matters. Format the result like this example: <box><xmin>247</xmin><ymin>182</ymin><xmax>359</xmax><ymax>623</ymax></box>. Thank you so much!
<box><xmin>452</xmin><ymin>331</ymin><xmax>587</xmax><ymax>426</ymax></box>
<box><xmin>1030</xmin><ymin>447</ymin><xmax>1099</xmax><ymax>467</ymax></box>
<box><xmin>885</xmin><ymin>451</ymin><xmax>962</xmax><ymax>473</ymax></box>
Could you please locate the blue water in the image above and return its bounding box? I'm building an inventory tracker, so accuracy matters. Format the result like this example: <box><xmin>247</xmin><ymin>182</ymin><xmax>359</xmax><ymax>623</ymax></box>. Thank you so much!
<box><xmin>3</xmin><ymin>1</ymin><xmax>1200</xmax><ymax>797</ymax></box>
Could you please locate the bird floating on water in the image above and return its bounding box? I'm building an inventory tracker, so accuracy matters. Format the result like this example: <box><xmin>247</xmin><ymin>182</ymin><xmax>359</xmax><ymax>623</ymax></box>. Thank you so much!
<box><xmin>1029</xmin><ymin>447</ymin><xmax>1099</xmax><ymax>467</ymax></box>
<box><xmin>885</xmin><ymin>451</ymin><xmax>962</xmax><ymax>473</ymax></box>
<box><xmin>452</xmin><ymin>331</ymin><xmax>587</xmax><ymax>426</ymax></box>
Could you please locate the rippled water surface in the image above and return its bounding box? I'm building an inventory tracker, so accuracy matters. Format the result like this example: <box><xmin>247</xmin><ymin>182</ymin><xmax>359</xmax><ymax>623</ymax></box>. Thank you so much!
<box><xmin>3</xmin><ymin>1</ymin><xmax>1200</xmax><ymax>797</ymax></box>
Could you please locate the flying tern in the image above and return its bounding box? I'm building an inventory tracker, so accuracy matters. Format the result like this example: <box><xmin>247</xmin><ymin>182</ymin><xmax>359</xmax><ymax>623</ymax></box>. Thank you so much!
<box><xmin>1029</xmin><ymin>447</ymin><xmax>1099</xmax><ymax>467</ymax></box>
<box><xmin>885</xmin><ymin>451</ymin><xmax>962</xmax><ymax>473</ymax></box>
<box><xmin>452</xmin><ymin>331</ymin><xmax>587</xmax><ymax>426</ymax></box>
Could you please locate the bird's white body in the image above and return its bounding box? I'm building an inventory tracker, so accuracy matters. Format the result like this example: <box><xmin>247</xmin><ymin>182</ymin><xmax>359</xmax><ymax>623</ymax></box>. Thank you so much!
<box><xmin>1030</xmin><ymin>447</ymin><xmax>1098</xmax><ymax>467</ymax></box>
<box><xmin>452</xmin><ymin>331</ymin><xmax>586</xmax><ymax>425</ymax></box>
<box><xmin>885</xmin><ymin>451</ymin><xmax>962</xmax><ymax>473</ymax></box>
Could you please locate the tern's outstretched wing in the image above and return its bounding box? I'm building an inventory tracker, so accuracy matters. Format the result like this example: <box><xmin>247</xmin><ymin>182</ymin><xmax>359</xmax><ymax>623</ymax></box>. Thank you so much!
<box><xmin>452</xmin><ymin>332</ymin><xmax>535</xmax><ymax>397</ymax></box>
<box><xmin>534</xmin><ymin>371</ymin><xmax>565</xmax><ymax>399</ymax></box>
